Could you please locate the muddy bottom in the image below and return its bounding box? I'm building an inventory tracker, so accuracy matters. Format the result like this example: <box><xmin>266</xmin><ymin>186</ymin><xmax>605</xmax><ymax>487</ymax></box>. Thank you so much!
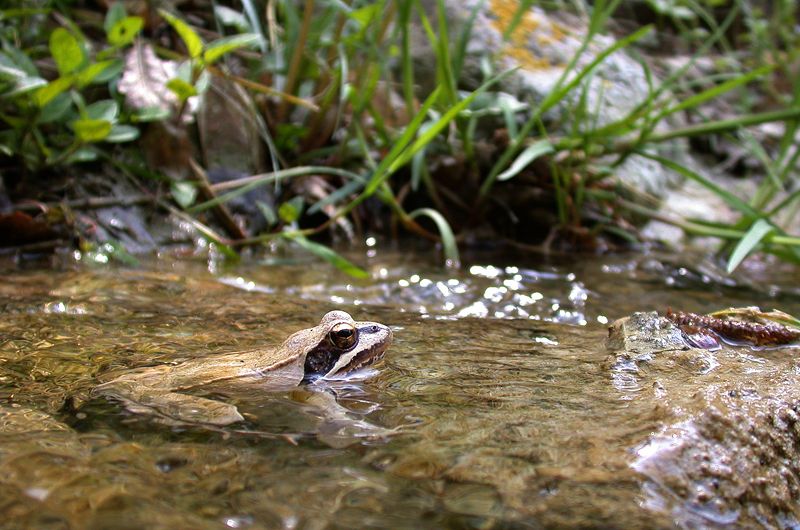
<box><xmin>0</xmin><ymin>249</ymin><xmax>798</xmax><ymax>528</ymax></box>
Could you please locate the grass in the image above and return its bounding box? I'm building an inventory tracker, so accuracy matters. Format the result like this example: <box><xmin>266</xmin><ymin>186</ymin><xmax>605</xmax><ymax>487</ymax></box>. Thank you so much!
<box><xmin>1</xmin><ymin>0</ymin><xmax>799</xmax><ymax>275</ymax></box>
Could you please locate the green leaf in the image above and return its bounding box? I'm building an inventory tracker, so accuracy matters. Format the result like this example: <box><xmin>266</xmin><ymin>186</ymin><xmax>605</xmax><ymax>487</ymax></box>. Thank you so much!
<box><xmin>104</xmin><ymin>2</ymin><xmax>127</xmax><ymax>34</ymax></box>
<box><xmin>408</xmin><ymin>208</ymin><xmax>460</xmax><ymax>266</ymax></box>
<box><xmin>105</xmin><ymin>124</ymin><xmax>139</xmax><ymax>143</ymax></box>
<box><xmin>214</xmin><ymin>5</ymin><xmax>250</xmax><ymax>32</ymax></box>
<box><xmin>3</xmin><ymin>75</ymin><xmax>46</xmax><ymax>97</ymax></box>
<box><xmin>638</xmin><ymin>152</ymin><xmax>760</xmax><ymax>219</ymax></box>
<box><xmin>497</xmin><ymin>140</ymin><xmax>554</xmax><ymax>181</ymax></box>
<box><xmin>726</xmin><ymin>218</ymin><xmax>773</xmax><ymax>273</ymax></box>
<box><xmin>94</xmin><ymin>59</ymin><xmax>125</xmax><ymax>83</ymax></box>
<box><xmin>1</xmin><ymin>45</ymin><xmax>39</xmax><ymax>77</ymax></box>
<box><xmin>166</xmin><ymin>77</ymin><xmax>197</xmax><ymax>101</ymax></box>
<box><xmin>202</xmin><ymin>34</ymin><xmax>262</xmax><ymax>65</ymax></box>
<box><xmin>37</xmin><ymin>92</ymin><xmax>72</xmax><ymax>124</ymax></box>
<box><xmin>131</xmin><ymin>107</ymin><xmax>171</xmax><ymax>122</ymax></box>
<box><xmin>255</xmin><ymin>200</ymin><xmax>278</xmax><ymax>227</ymax></box>
<box><xmin>158</xmin><ymin>9</ymin><xmax>203</xmax><ymax>59</ymax></box>
<box><xmin>66</xmin><ymin>146</ymin><xmax>99</xmax><ymax>163</ymax></box>
<box><xmin>0</xmin><ymin>56</ymin><xmax>27</xmax><ymax>80</ymax></box>
<box><xmin>86</xmin><ymin>99</ymin><xmax>119</xmax><ymax>122</ymax></box>
<box><xmin>108</xmin><ymin>16</ymin><xmax>143</xmax><ymax>47</ymax></box>
<box><xmin>75</xmin><ymin>60</ymin><xmax>117</xmax><ymax>87</ymax></box>
<box><xmin>50</xmin><ymin>28</ymin><xmax>85</xmax><ymax>75</ymax></box>
<box><xmin>73</xmin><ymin>118</ymin><xmax>112</xmax><ymax>142</ymax></box>
<box><xmin>0</xmin><ymin>130</ymin><xmax>15</xmax><ymax>156</ymax></box>
<box><xmin>35</xmin><ymin>75</ymin><xmax>73</xmax><ymax>107</ymax></box>
<box><xmin>308</xmin><ymin>179</ymin><xmax>364</xmax><ymax>214</ymax></box>
<box><xmin>278</xmin><ymin>197</ymin><xmax>304</xmax><ymax>223</ymax></box>
<box><xmin>657</xmin><ymin>65</ymin><xmax>774</xmax><ymax>121</ymax></box>
<box><xmin>171</xmin><ymin>181</ymin><xmax>197</xmax><ymax>208</ymax></box>
<box><xmin>349</xmin><ymin>4</ymin><xmax>378</xmax><ymax>28</ymax></box>
<box><xmin>287</xmin><ymin>234</ymin><xmax>369</xmax><ymax>279</ymax></box>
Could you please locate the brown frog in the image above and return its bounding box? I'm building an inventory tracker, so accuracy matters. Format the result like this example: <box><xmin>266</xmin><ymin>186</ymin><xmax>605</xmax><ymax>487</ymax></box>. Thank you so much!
<box><xmin>93</xmin><ymin>311</ymin><xmax>392</xmax><ymax>426</ymax></box>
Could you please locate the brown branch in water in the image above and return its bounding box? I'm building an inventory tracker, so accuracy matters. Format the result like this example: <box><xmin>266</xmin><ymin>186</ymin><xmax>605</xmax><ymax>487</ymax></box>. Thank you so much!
<box><xmin>666</xmin><ymin>309</ymin><xmax>800</xmax><ymax>347</ymax></box>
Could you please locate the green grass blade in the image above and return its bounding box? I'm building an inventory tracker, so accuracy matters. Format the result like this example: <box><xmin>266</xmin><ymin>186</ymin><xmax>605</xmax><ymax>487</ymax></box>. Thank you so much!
<box><xmin>636</xmin><ymin>151</ymin><xmax>761</xmax><ymax>218</ymax></box>
<box><xmin>408</xmin><ymin>208</ymin><xmax>460</xmax><ymax>266</ymax></box>
<box><xmin>307</xmin><ymin>178</ymin><xmax>365</xmax><ymax>214</ymax></box>
<box><xmin>496</xmin><ymin>139</ymin><xmax>553</xmax><ymax>181</ymax></box>
<box><xmin>726</xmin><ymin>218</ymin><xmax>774</xmax><ymax>273</ymax></box>
<box><xmin>203</xmin><ymin>34</ymin><xmax>262</xmax><ymax>65</ymax></box>
<box><xmin>387</xmin><ymin>68</ymin><xmax>515</xmax><ymax>174</ymax></box>
<box><xmin>656</xmin><ymin>65</ymin><xmax>774</xmax><ymax>121</ymax></box>
<box><xmin>481</xmin><ymin>25</ymin><xmax>652</xmax><ymax>198</ymax></box>
<box><xmin>286</xmin><ymin>234</ymin><xmax>369</xmax><ymax>279</ymax></box>
<box><xmin>361</xmin><ymin>87</ymin><xmax>441</xmax><ymax>196</ymax></box>
<box><xmin>189</xmin><ymin>166</ymin><xmax>364</xmax><ymax>213</ymax></box>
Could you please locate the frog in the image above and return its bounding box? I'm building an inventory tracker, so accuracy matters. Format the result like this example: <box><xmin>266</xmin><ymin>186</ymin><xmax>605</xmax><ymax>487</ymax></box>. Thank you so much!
<box><xmin>92</xmin><ymin>310</ymin><xmax>392</xmax><ymax>426</ymax></box>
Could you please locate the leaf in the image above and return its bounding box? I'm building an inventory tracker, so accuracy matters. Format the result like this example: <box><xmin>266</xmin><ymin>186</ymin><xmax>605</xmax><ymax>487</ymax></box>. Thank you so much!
<box><xmin>35</xmin><ymin>75</ymin><xmax>73</xmax><ymax>107</ymax></box>
<box><xmin>118</xmin><ymin>42</ymin><xmax>179</xmax><ymax>111</ymax></box>
<box><xmin>657</xmin><ymin>65</ymin><xmax>774</xmax><ymax>121</ymax></box>
<box><xmin>497</xmin><ymin>140</ymin><xmax>554</xmax><ymax>181</ymax></box>
<box><xmin>102</xmin><ymin>240</ymin><xmax>140</xmax><ymax>266</ymax></box>
<box><xmin>287</xmin><ymin>234</ymin><xmax>369</xmax><ymax>279</ymax></box>
<box><xmin>105</xmin><ymin>124</ymin><xmax>139</xmax><ymax>142</ymax></box>
<box><xmin>131</xmin><ymin>107</ymin><xmax>171</xmax><ymax>122</ymax></box>
<box><xmin>86</xmin><ymin>99</ymin><xmax>119</xmax><ymax>122</ymax></box>
<box><xmin>726</xmin><ymin>218</ymin><xmax>773</xmax><ymax>273</ymax></box>
<box><xmin>349</xmin><ymin>4</ymin><xmax>378</xmax><ymax>27</ymax></box>
<box><xmin>202</xmin><ymin>34</ymin><xmax>262</xmax><ymax>65</ymax></box>
<box><xmin>166</xmin><ymin>77</ymin><xmax>197</xmax><ymax>101</ymax></box>
<box><xmin>308</xmin><ymin>179</ymin><xmax>364</xmax><ymax>214</ymax></box>
<box><xmin>73</xmin><ymin>118</ymin><xmax>112</xmax><ymax>142</ymax></box>
<box><xmin>639</xmin><ymin>152</ymin><xmax>760</xmax><ymax>219</ymax></box>
<box><xmin>408</xmin><ymin>208</ymin><xmax>460</xmax><ymax>266</ymax></box>
<box><xmin>214</xmin><ymin>5</ymin><xmax>250</xmax><ymax>32</ymax></box>
<box><xmin>104</xmin><ymin>2</ymin><xmax>127</xmax><ymax>35</ymax></box>
<box><xmin>76</xmin><ymin>60</ymin><xmax>118</xmax><ymax>87</ymax></box>
<box><xmin>1</xmin><ymin>45</ymin><xmax>38</xmax><ymax>77</ymax></box>
<box><xmin>37</xmin><ymin>92</ymin><xmax>72</xmax><ymax>123</ymax></box>
<box><xmin>108</xmin><ymin>16</ymin><xmax>144</xmax><ymax>47</ymax></box>
<box><xmin>278</xmin><ymin>197</ymin><xmax>304</xmax><ymax>223</ymax></box>
<box><xmin>0</xmin><ymin>56</ymin><xmax>27</xmax><ymax>80</ymax></box>
<box><xmin>50</xmin><ymin>28</ymin><xmax>85</xmax><ymax>75</ymax></box>
<box><xmin>3</xmin><ymin>75</ymin><xmax>46</xmax><ymax>97</ymax></box>
<box><xmin>171</xmin><ymin>181</ymin><xmax>197</xmax><ymax>208</ymax></box>
<box><xmin>66</xmin><ymin>146</ymin><xmax>99</xmax><ymax>163</ymax></box>
<box><xmin>255</xmin><ymin>200</ymin><xmax>277</xmax><ymax>227</ymax></box>
<box><xmin>158</xmin><ymin>9</ymin><xmax>203</xmax><ymax>59</ymax></box>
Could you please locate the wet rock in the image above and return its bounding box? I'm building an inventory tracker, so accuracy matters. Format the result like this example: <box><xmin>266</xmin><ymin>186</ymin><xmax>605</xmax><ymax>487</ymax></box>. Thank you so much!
<box><xmin>608</xmin><ymin>311</ymin><xmax>800</xmax><ymax>527</ymax></box>
<box><xmin>414</xmin><ymin>0</ymin><xmax>685</xmax><ymax>197</ymax></box>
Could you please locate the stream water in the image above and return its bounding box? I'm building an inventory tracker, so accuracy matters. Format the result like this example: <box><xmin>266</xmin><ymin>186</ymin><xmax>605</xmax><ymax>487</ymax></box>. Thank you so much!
<box><xmin>1</xmin><ymin>247</ymin><xmax>799</xmax><ymax>529</ymax></box>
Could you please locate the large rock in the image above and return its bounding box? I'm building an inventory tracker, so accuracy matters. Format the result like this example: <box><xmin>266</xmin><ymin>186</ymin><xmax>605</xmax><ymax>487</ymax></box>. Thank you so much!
<box><xmin>414</xmin><ymin>0</ymin><xmax>686</xmax><ymax>197</ymax></box>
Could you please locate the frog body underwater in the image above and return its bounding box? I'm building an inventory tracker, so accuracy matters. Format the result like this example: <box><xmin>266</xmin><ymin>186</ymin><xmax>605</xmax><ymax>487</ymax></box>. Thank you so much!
<box><xmin>93</xmin><ymin>311</ymin><xmax>392</xmax><ymax>426</ymax></box>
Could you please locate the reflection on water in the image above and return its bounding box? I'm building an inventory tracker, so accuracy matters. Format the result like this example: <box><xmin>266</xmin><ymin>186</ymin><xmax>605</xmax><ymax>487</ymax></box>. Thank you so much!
<box><xmin>0</xmin><ymin>248</ymin><xmax>799</xmax><ymax>528</ymax></box>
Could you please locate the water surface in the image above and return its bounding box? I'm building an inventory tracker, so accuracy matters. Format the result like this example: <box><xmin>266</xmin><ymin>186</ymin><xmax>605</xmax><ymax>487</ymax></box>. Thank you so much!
<box><xmin>1</xmin><ymin>248</ymin><xmax>798</xmax><ymax>528</ymax></box>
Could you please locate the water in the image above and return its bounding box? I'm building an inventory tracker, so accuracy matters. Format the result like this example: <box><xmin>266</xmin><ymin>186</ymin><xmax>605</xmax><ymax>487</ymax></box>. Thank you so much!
<box><xmin>1</xmin><ymin>248</ymin><xmax>799</xmax><ymax>529</ymax></box>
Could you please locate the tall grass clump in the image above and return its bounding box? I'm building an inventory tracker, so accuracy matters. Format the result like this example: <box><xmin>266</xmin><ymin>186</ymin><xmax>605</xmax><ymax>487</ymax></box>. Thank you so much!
<box><xmin>2</xmin><ymin>0</ymin><xmax>799</xmax><ymax>275</ymax></box>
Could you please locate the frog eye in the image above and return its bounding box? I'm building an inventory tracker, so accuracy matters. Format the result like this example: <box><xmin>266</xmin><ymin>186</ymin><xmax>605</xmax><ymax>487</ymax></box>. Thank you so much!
<box><xmin>328</xmin><ymin>322</ymin><xmax>357</xmax><ymax>350</ymax></box>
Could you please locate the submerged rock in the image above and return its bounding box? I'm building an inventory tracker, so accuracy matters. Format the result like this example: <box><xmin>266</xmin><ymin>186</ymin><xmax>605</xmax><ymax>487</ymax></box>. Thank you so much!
<box><xmin>608</xmin><ymin>311</ymin><xmax>800</xmax><ymax>527</ymax></box>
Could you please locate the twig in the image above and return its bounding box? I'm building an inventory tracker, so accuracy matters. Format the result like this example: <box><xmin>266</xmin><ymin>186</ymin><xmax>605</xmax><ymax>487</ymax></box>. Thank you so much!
<box><xmin>189</xmin><ymin>158</ymin><xmax>248</xmax><ymax>241</ymax></box>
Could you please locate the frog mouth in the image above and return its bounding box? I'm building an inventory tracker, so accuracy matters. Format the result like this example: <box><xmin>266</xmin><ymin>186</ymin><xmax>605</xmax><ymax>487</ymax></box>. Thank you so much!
<box><xmin>302</xmin><ymin>324</ymin><xmax>392</xmax><ymax>382</ymax></box>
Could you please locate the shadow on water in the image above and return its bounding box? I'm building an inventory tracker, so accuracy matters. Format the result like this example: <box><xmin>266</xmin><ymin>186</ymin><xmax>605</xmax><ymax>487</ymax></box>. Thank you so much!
<box><xmin>0</xmin><ymin>248</ymin><xmax>799</xmax><ymax>528</ymax></box>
